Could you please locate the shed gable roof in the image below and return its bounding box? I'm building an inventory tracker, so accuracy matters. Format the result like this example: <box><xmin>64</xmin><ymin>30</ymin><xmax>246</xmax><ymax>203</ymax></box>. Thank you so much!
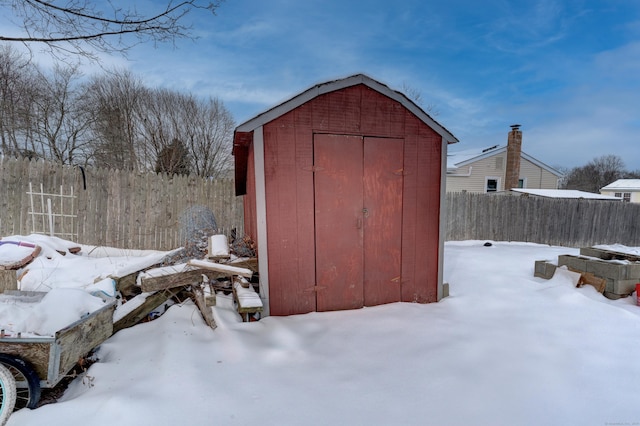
<box><xmin>234</xmin><ymin>73</ymin><xmax>458</xmax><ymax>144</ymax></box>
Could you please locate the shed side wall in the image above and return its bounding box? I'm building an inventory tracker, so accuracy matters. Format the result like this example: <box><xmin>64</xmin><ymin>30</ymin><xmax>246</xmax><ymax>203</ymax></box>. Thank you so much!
<box><xmin>243</xmin><ymin>143</ymin><xmax>258</xmax><ymax>245</ymax></box>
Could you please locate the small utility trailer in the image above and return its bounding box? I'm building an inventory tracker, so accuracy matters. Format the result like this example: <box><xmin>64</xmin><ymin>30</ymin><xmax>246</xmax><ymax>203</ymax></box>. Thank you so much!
<box><xmin>0</xmin><ymin>292</ymin><xmax>115</xmax><ymax>414</ymax></box>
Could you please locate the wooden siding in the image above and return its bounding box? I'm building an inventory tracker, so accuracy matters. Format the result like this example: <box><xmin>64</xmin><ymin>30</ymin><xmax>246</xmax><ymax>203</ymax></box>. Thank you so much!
<box><xmin>263</xmin><ymin>108</ymin><xmax>316</xmax><ymax>316</ymax></box>
<box><xmin>243</xmin><ymin>144</ymin><xmax>258</xmax><ymax>246</ymax></box>
<box><xmin>261</xmin><ymin>84</ymin><xmax>443</xmax><ymax>315</ymax></box>
<box><xmin>314</xmin><ymin>134</ymin><xmax>365</xmax><ymax>311</ymax></box>
<box><xmin>363</xmin><ymin>137</ymin><xmax>404</xmax><ymax>306</ymax></box>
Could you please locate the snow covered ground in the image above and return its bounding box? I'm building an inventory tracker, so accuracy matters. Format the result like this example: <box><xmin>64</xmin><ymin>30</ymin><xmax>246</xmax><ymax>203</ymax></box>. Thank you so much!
<box><xmin>5</xmin><ymin>240</ymin><xmax>640</xmax><ymax>426</ymax></box>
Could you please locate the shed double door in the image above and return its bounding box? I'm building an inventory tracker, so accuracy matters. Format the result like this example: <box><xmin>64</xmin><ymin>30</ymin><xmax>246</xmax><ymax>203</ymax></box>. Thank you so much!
<box><xmin>314</xmin><ymin>134</ymin><xmax>403</xmax><ymax>311</ymax></box>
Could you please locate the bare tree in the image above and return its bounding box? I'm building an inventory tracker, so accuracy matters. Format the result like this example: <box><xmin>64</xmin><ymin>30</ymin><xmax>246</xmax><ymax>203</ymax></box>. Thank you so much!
<box><xmin>564</xmin><ymin>155</ymin><xmax>628</xmax><ymax>192</ymax></box>
<box><xmin>30</xmin><ymin>63</ymin><xmax>94</xmax><ymax>164</ymax></box>
<box><xmin>0</xmin><ymin>45</ymin><xmax>40</xmax><ymax>157</ymax></box>
<box><xmin>137</xmin><ymin>88</ymin><xmax>234</xmax><ymax>177</ymax></box>
<box><xmin>84</xmin><ymin>69</ymin><xmax>145</xmax><ymax>170</ymax></box>
<box><xmin>0</xmin><ymin>0</ymin><xmax>220</xmax><ymax>60</ymax></box>
<box><xmin>401</xmin><ymin>82</ymin><xmax>439</xmax><ymax>116</ymax></box>
<box><xmin>184</xmin><ymin>96</ymin><xmax>234</xmax><ymax>178</ymax></box>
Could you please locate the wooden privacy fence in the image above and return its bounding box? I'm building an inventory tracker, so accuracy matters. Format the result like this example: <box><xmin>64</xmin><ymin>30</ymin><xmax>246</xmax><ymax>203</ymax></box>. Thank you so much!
<box><xmin>3</xmin><ymin>157</ymin><xmax>640</xmax><ymax>250</ymax></box>
<box><xmin>0</xmin><ymin>157</ymin><xmax>244</xmax><ymax>250</ymax></box>
<box><xmin>446</xmin><ymin>192</ymin><xmax>640</xmax><ymax>247</ymax></box>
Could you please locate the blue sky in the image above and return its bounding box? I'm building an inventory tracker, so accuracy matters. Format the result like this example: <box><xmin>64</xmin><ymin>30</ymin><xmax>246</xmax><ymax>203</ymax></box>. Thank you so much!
<box><xmin>4</xmin><ymin>0</ymin><xmax>640</xmax><ymax>170</ymax></box>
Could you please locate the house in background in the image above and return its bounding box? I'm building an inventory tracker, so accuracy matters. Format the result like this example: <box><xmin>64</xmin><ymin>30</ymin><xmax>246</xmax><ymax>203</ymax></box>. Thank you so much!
<box><xmin>446</xmin><ymin>125</ymin><xmax>562</xmax><ymax>193</ymax></box>
<box><xmin>600</xmin><ymin>179</ymin><xmax>640</xmax><ymax>202</ymax></box>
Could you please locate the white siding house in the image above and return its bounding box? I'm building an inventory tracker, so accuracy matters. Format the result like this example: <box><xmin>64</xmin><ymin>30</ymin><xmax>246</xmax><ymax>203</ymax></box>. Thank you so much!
<box><xmin>600</xmin><ymin>179</ymin><xmax>640</xmax><ymax>203</ymax></box>
<box><xmin>446</xmin><ymin>145</ymin><xmax>562</xmax><ymax>193</ymax></box>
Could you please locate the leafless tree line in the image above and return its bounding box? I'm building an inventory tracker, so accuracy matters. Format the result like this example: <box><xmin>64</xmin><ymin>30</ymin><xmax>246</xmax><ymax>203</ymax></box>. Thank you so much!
<box><xmin>560</xmin><ymin>154</ymin><xmax>640</xmax><ymax>193</ymax></box>
<box><xmin>0</xmin><ymin>45</ymin><xmax>234</xmax><ymax>177</ymax></box>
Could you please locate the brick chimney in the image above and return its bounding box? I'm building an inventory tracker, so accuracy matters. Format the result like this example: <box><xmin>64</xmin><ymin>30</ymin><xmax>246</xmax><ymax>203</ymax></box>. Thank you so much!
<box><xmin>504</xmin><ymin>124</ymin><xmax>522</xmax><ymax>191</ymax></box>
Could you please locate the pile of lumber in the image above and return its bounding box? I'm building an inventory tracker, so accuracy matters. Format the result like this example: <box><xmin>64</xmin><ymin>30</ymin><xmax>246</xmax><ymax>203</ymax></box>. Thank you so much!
<box><xmin>112</xmin><ymin>236</ymin><xmax>260</xmax><ymax>332</ymax></box>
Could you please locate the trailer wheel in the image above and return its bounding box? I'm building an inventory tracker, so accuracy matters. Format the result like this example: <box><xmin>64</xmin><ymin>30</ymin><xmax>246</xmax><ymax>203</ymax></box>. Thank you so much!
<box><xmin>0</xmin><ymin>354</ymin><xmax>41</xmax><ymax>410</ymax></box>
<box><xmin>0</xmin><ymin>363</ymin><xmax>16</xmax><ymax>425</ymax></box>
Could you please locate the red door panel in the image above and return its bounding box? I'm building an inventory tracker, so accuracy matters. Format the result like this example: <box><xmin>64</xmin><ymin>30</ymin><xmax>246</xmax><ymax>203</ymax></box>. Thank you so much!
<box><xmin>314</xmin><ymin>134</ymin><xmax>364</xmax><ymax>311</ymax></box>
<box><xmin>363</xmin><ymin>137</ymin><xmax>404</xmax><ymax>305</ymax></box>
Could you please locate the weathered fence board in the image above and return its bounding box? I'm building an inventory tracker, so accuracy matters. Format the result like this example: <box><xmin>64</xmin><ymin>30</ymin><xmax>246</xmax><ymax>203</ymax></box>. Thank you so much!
<box><xmin>0</xmin><ymin>157</ymin><xmax>244</xmax><ymax>250</ymax></box>
<box><xmin>446</xmin><ymin>192</ymin><xmax>640</xmax><ymax>247</ymax></box>
<box><xmin>3</xmin><ymin>157</ymin><xmax>640</xmax><ymax>250</ymax></box>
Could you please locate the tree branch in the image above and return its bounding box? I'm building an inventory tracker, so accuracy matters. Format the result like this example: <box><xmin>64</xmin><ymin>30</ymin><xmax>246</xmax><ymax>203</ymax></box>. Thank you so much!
<box><xmin>0</xmin><ymin>0</ymin><xmax>220</xmax><ymax>59</ymax></box>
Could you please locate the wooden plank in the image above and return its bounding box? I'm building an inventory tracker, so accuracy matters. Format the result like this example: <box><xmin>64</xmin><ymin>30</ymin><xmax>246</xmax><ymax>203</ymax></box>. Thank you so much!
<box><xmin>363</xmin><ymin>137</ymin><xmax>403</xmax><ymax>306</ymax></box>
<box><xmin>401</xmin><ymin>133</ymin><xmax>419</xmax><ymax>302</ymax></box>
<box><xmin>112</xmin><ymin>291</ymin><xmax>174</xmax><ymax>334</ymax></box>
<box><xmin>55</xmin><ymin>302</ymin><xmax>115</xmax><ymax>386</ymax></box>
<box><xmin>262</xmin><ymin>114</ymin><xmax>316</xmax><ymax>315</ymax></box>
<box><xmin>0</xmin><ymin>270</ymin><xmax>17</xmax><ymax>293</ymax></box>
<box><xmin>314</xmin><ymin>134</ymin><xmax>364</xmax><ymax>312</ymax></box>
<box><xmin>228</xmin><ymin>258</ymin><xmax>259</xmax><ymax>273</ymax></box>
<box><xmin>140</xmin><ymin>268</ymin><xmax>227</xmax><ymax>292</ymax></box>
<box><xmin>113</xmin><ymin>272</ymin><xmax>140</xmax><ymax>298</ymax></box>
<box><xmin>0</xmin><ymin>340</ymin><xmax>52</xmax><ymax>381</ymax></box>
<box><xmin>187</xmin><ymin>259</ymin><xmax>253</xmax><ymax>278</ymax></box>
<box><xmin>567</xmin><ymin>267</ymin><xmax>607</xmax><ymax>293</ymax></box>
<box><xmin>191</xmin><ymin>285</ymin><xmax>216</xmax><ymax>329</ymax></box>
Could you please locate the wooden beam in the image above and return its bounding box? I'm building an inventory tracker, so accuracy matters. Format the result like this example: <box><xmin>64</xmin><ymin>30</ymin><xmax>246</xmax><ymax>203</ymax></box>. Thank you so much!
<box><xmin>187</xmin><ymin>259</ymin><xmax>253</xmax><ymax>278</ymax></box>
<box><xmin>228</xmin><ymin>258</ymin><xmax>259</xmax><ymax>273</ymax></box>
<box><xmin>112</xmin><ymin>291</ymin><xmax>174</xmax><ymax>334</ymax></box>
<box><xmin>140</xmin><ymin>269</ymin><xmax>227</xmax><ymax>292</ymax></box>
<box><xmin>112</xmin><ymin>272</ymin><xmax>140</xmax><ymax>299</ymax></box>
<box><xmin>191</xmin><ymin>285</ymin><xmax>217</xmax><ymax>330</ymax></box>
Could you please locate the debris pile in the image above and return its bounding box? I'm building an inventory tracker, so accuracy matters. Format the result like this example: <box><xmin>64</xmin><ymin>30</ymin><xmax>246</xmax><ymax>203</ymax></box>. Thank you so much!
<box><xmin>535</xmin><ymin>245</ymin><xmax>640</xmax><ymax>299</ymax></box>
<box><xmin>0</xmin><ymin>232</ymin><xmax>261</xmax><ymax>336</ymax></box>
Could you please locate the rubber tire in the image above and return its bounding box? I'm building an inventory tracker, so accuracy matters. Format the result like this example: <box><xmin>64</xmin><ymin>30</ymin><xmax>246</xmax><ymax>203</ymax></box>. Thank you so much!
<box><xmin>0</xmin><ymin>363</ymin><xmax>16</xmax><ymax>425</ymax></box>
<box><xmin>0</xmin><ymin>354</ymin><xmax>41</xmax><ymax>410</ymax></box>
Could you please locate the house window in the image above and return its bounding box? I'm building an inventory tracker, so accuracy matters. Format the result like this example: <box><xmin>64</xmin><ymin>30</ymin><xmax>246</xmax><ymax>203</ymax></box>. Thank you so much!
<box><xmin>615</xmin><ymin>192</ymin><xmax>631</xmax><ymax>202</ymax></box>
<box><xmin>518</xmin><ymin>178</ymin><xmax>525</xmax><ymax>188</ymax></box>
<box><xmin>486</xmin><ymin>178</ymin><xmax>499</xmax><ymax>193</ymax></box>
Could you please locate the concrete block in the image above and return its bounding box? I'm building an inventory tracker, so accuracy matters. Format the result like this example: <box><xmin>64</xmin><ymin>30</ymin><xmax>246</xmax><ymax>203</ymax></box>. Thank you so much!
<box><xmin>604</xmin><ymin>278</ymin><xmax>615</xmax><ymax>294</ymax></box>
<box><xmin>585</xmin><ymin>260</ymin><xmax>625</xmax><ymax>280</ymax></box>
<box><xmin>534</xmin><ymin>260</ymin><xmax>556</xmax><ymax>279</ymax></box>
<box><xmin>579</xmin><ymin>247</ymin><xmax>611</xmax><ymax>260</ymax></box>
<box><xmin>557</xmin><ymin>255</ymin><xmax>588</xmax><ymax>272</ymax></box>
<box><xmin>624</xmin><ymin>263</ymin><xmax>640</xmax><ymax>280</ymax></box>
<box><xmin>612</xmin><ymin>279</ymin><xmax>639</xmax><ymax>296</ymax></box>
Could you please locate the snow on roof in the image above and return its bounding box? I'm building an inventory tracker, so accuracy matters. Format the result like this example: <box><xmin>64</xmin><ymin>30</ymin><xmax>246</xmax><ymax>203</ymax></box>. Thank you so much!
<box><xmin>447</xmin><ymin>144</ymin><xmax>562</xmax><ymax>177</ymax></box>
<box><xmin>600</xmin><ymin>179</ymin><xmax>640</xmax><ymax>192</ymax></box>
<box><xmin>511</xmin><ymin>188</ymin><xmax>621</xmax><ymax>200</ymax></box>
<box><xmin>446</xmin><ymin>145</ymin><xmax>501</xmax><ymax>169</ymax></box>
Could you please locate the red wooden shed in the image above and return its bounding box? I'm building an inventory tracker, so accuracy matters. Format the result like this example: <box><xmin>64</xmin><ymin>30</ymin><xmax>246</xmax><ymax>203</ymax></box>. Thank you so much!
<box><xmin>233</xmin><ymin>74</ymin><xmax>458</xmax><ymax>316</ymax></box>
